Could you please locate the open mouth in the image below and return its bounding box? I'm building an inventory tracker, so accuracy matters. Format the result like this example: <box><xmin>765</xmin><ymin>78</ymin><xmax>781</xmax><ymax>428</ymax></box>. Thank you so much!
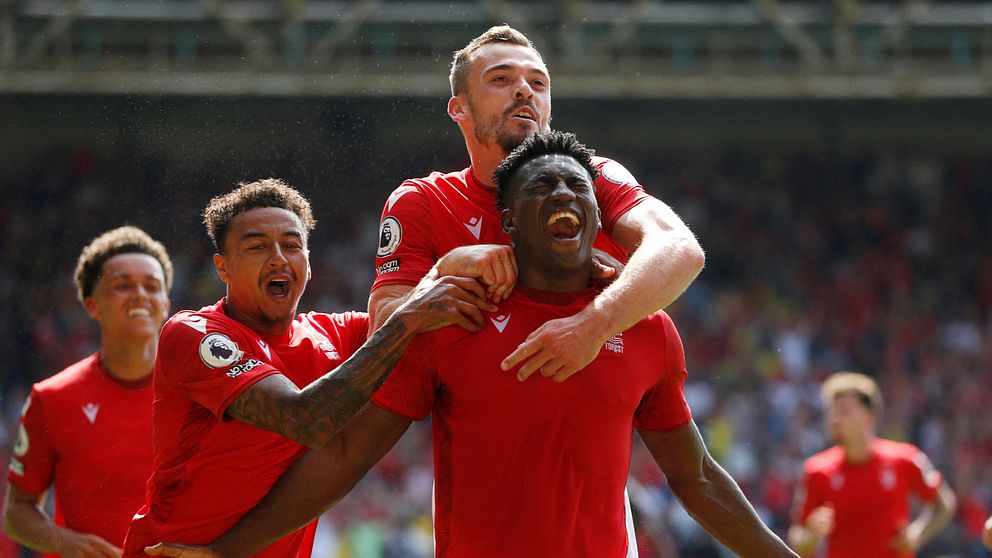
<box><xmin>128</xmin><ymin>308</ymin><xmax>151</xmax><ymax>318</ymax></box>
<box><xmin>510</xmin><ymin>107</ymin><xmax>537</xmax><ymax>122</ymax></box>
<box><xmin>545</xmin><ymin>210</ymin><xmax>582</xmax><ymax>241</ymax></box>
<box><xmin>266</xmin><ymin>279</ymin><xmax>291</xmax><ymax>299</ymax></box>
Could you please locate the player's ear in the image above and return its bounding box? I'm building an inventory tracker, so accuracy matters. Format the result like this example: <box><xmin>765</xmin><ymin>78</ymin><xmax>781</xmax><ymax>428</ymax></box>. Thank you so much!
<box><xmin>83</xmin><ymin>296</ymin><xmax>101</xmax><ymax>320</ymax></box>
<box><xmin>448</xmin><ymin>96</ymin><xmax>467</xmax><ymax>123</ymax></box>
<box><xmin>213</xmin><ymin>253</ymin><xmax>230</xmax><ymax>283</ymax></box>
<box><xmin>500</xmin><ymin>208</ymin><xmax>516</xmax><ymax>235</ymax></box>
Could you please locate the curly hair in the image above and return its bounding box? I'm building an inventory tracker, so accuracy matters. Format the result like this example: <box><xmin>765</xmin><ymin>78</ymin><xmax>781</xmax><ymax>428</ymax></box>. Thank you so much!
<box><xmin>203</xmin><ymin>178</ymin><xmax>317</xmax><ymax>253</ymax></box>
<box><xmin>492</xmin><ymin>131</ymin><xmax>599</xmax><ymax>210</ymax></box>
<box><xmin>449</xmin><ymin>25</ymin><xmax>541</xmax><ymax>96</ymax></box>
<box><xmin>74</xmin><ymin>226</ymin><xmax>174</xmax><ymax>303</ymax></box>
<box><xmin>822</xmin><ymin>371</ymin><xmax>884</xmax><ymax>414</ymax></box>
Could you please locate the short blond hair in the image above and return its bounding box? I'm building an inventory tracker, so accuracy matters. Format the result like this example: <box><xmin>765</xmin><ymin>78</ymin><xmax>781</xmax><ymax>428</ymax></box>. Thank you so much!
<box><xmin>821</xmin><ymin>371</ymin><xmax>883</xmax><ymax>414</ymax></box>
<box><xmin>449</xmin><ymin>25</ymin><xmax>540</xmax><ymax>96</ymax></box>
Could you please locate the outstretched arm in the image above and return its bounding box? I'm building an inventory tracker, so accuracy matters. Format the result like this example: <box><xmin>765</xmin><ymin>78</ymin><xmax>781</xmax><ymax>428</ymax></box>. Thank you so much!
<box><xmin>4</xmin><ymin>484</ymin><xmax>121</xmax><ymax>558</ymax></box>
<box><xmin>146</xmin><ymin>404</ymin><xmax>412</xmax><ymax>558</ymax></box>
<box><xmin>227</xmin><ymin>275</ymin><xmax>485</xmax><ymax>448</ymax></box>
<box><xmin>504</xmin><ymin>198</ymin><xmax>704</xmax><ymax>381</ymax></box>
<box><xmin>639</xmin><ymin>421</ymin><xmax>798</xmax><ymax>558</ymax></box>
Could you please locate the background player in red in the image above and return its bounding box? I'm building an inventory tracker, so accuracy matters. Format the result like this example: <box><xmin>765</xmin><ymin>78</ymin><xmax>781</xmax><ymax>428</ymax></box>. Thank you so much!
<box><xmin>145</xmin><ymin>132</ymin><xmax>797</xmax><ymax>558</ymax></box>
<box><xmin>369</xmin><ymin>25</ymin><xmax>705</xmax><ymax>383</ymax></box>
<box><xmin>4</xmin><ymin>226</ymin><xmax>173</xmax><ymax>558</ymax></box>
<box><xmin>788</xmin><ymin>371</ymin><xmax>956</xmax><ymax>558</ymax></box>
<box><xmin>121</xmin><ymin>179</ymin><xmax>489</xmax><ymax>558</ymax></box>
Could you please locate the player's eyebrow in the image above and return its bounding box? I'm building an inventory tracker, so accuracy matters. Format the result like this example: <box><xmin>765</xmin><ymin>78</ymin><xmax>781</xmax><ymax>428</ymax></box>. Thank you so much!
<box><xmin>238</xmin><ymin>229</ymin><xmax>303</xmax><ymax>242</ymax></box>
<box><xmin>483</xmin><ymin>64</ymin><xmax>550</xmax><ymax>81</ymax></box>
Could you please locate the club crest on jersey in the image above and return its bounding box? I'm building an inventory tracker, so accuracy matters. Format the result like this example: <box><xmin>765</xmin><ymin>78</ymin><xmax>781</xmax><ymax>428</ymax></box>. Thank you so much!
<box><xmin>599</xmin><ymin>160</ymin><xmax>638</xmax><ymax>186</ymax></box>
<box><xmin>377</xmin><ymin>217</ymin><xmax>402</xmax><ymax>258</ymax></box>
<box><xmin>199</xmin><ymin>333</ymin><xmax>244</xmax><ymax>369</ymax></box>
<box><xmin>604</xmin><ymin>332</ymin><xmax>624</xmax><ymax>354</ymax></box>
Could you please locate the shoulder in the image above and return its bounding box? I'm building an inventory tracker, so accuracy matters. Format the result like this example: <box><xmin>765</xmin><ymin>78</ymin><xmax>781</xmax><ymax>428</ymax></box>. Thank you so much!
<box><xmin>298</xmin><ymin>311</ymin><xmax>370</xmax><ymax>335</ymax></box>
<box><xmin>31</xmin><ymin>353</ymin><xmax>101</xmax><ymax>395</ymax></box>
<box><xmin>389</xmin><ymin>169</ymin><xmax>467</xmax><ymax>203</ymax></box>
<box><xmin>805</xmin><ymin>446</ymin><xmax>843</xmax><ymax>474</ymax></box>
<box><xmin>875</xmin><ymin>438</ymin><xmax>927</xmax><ymax>464</ymax></box>
<box><xmin>592</xmin><ymin>156</ymin><xmax>641</xmax><ymax>188</ymax></box>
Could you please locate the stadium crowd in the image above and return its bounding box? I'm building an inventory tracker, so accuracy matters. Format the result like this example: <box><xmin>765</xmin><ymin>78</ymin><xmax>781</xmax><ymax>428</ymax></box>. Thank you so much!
<box><xmin>1</xmin><ymin>140</ymin><xmax>989</xmax><ymax>557</ymax></box>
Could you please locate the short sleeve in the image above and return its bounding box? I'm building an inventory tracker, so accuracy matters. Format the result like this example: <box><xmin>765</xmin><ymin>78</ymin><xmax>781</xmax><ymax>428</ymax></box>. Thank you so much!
<box><xmin>796</xmin><ymin>466</ymin><xmax>828</xmax><ymax>523</ymax></box>
<box><xmin>7</xmin><ymin>389</ymin><xmax>55</xmax><ymax>494</ymax></box>
<box><xmin>156</xmin><ymin>316</ymin><xmax>281</xmax><ymax>419</ymax></box>
<box><xmin>904</xmin><ymin>446</ymin><xmax>942</xmax><ymax>502</ymax></box>
<box><xmin>593</xmin><ymin>157</ymin><xmax>652</xmax><ymax>235</ymax></box>
<box><xmin>371</xmin><ymin>333</ymin><xmax>439</xmax><ymax>421</ymax></box>
<box><xmin>633</xmin><ymin>312</ymin><xmax>692</xmax><ymax>431</ymax></box>
<box><xmin>372</xmin><ymin>183</ymin><xmax>440</xmax><ymax>290</ymax></box>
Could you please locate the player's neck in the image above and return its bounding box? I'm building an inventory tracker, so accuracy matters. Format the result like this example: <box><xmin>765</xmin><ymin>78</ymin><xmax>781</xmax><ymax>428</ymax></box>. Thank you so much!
<box><xmin>99</xmin><ymin>335</ymin><xmax>157</xmax><ymax>382</ymax></box>
<box><xmin>517</xmin><ymin>263</ymin><xmax>592</xmax><ymax>293</ymax></box>
<box><xmin>467</xmin><ymin>144</ymin><xmax>506</xmax><ymax>190</ymax></box>
<box><xmin>841</xmin><ymin>433</ymin><xmax>875</xmax><ymax>464</ymax></box>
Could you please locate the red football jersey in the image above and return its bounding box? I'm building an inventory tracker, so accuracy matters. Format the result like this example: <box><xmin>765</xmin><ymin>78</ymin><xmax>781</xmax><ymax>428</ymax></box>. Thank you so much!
<box><xmin>797</xmin><ymin>439</ymin><xmax>943</xmax><ymax>558</ymax></box>
<box><xmin>122</xmin><ymin>300</ymin><xmax>368</xmax><ymax>558</ymax></box>
<box><xmin>7</xmin><ymin>353</ymin><xmax>153</xmax><ymax>557</ymax></box>
<box><xmin>372</xmin><ymin>286</ymin><xmax>692</xmax><ymax>558</ymax></box>
<box><xmin>372</xmin><ymin>157</ymin><xmax>650</xmax><ymax>289</ymax></box>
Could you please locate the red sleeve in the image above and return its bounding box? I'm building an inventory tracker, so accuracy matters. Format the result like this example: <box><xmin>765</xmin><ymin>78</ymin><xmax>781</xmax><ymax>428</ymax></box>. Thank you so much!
<box><xmin>157</xmin><ymin>316</ymin><xmax>281</xmax><ymax>419</ymax></box>
<box><xmin>797</xmin><ymin>464</ymin><xmax>829</xmax><ymax>523</ymax></box>
<box><xmin>633</xmin><ymin>312</ymin><xmax>692</xmax><ymax>431</ymax></box>
<box><xmin>593</xmin><ymin>157</ymin><xmax>652</xmax><ymax>235</ymax></box>
<box><xmin>371</xmin><ymin>333</ymin><xmax>439</xmax><ymax>421</ymax></box>
<box><xmin>6</xmin><ymin>388</ymin><xmax>55</xmax><ymax>494</ymax></box>
<box><xmin>903</xmin><ymin>445</ymin><xmax>942</xmax><ymax>502</ymax></box>
<box><xmin>372</xmin><ymin>183</ymin><xmax>440</xmax><ymax>290</ymax></box>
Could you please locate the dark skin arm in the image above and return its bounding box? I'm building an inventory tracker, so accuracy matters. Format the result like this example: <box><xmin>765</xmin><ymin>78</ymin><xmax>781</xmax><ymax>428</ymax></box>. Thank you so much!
<box><xmin>639</xmin><ymin>421</ymin><xmax>799</xmax><ymax>558</ymax></box>
<box><xmin>225</xmin><ymin>275</ymin><xmax>485</xmax><ymax>448</ymax></box>
<box><xmin>145</xmin><ymin>404</ymin><xmax>412</xmax><ymax>558</ymax></box>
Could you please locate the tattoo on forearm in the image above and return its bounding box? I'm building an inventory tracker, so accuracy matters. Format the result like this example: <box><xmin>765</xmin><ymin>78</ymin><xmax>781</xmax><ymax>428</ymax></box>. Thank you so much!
<box><xmin>228</xmin><ymin>319</ymin><xmax>414</xmax><ymax>447</ymax></box>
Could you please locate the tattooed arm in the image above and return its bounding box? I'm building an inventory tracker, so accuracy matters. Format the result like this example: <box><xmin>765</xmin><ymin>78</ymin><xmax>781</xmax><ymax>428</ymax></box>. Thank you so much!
<box><xmin>225</xmin><ymin>275</ymin><xmax>490</xmax><ymax>448</ymax></box>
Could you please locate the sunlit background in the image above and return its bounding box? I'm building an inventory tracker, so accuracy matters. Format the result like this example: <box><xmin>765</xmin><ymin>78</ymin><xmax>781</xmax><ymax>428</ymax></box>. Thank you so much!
<box><xmin>2</xmin><ymin>1</ymin><xmax>991</xmax><ymax>556</ymax></box>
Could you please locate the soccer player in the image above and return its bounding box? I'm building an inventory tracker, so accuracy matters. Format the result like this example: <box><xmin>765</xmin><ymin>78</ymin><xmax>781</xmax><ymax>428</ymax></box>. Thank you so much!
<box><xmin>788</xmin><ymin>371</ymin><xmax>956</xmax><ymax>558</ymax></box>
<box><xmin>4</xmin><ymin>226</ymin><xmax>173</xmax><ymax>558</ymax></box>
<box><xmin>120</xmin><ymin>179</ymin><xmax>489</xmax><ymax>558</ymax></box>
<box><xmin>369</xmin><ymin>25</ymin><xmax>705</xmax><ymax>383</ymax></box>
<box><xmin>146</xmin><ymin>132</ymin><xmax>797</xmax><ymax>558</ymax></box>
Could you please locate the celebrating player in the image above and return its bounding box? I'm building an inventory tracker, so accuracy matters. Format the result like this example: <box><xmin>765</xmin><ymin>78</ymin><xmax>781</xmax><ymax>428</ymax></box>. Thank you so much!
<box><xmin>369</xmin><ymin>25</ymin><xmax>705</xmax><ymax>383</ymax></box>
<box><xmin>4</xmin><ymin>226</ymin><xmax>173</xmax><ymax>558</ymax></box>
<box><xmin>145</xmin><ymin>132</ymin><xmax>797</xmax><ymax>558</ymax></box>
<box><xmin>120</xmin><ymin>179</ymin><xmax>489</xmax><ymax>558</ymax></box>
<box><xmin>788</xmin><ymin>371</ymin><xmax>956</xmax><ymax>558</ymax></box>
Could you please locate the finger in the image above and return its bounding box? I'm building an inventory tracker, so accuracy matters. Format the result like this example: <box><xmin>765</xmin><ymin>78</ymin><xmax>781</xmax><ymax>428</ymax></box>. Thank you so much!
<box><xmin>592</xmin><ymin>259</ymin><xmax>618</xmax><ymax>279</ymax></box>
<box><xmin>552</xmin><ymin>363</ymin><xmax>582</xmax><ymax>383</ymax></box>
<box><xmin>541</xmin><ymin>360</ymin><xmax>566</xmax><ymax>378</ymax></box>
<box><xmin>493</xmin><ymin>251</ymin><xmax>517</xmax><ymax>301</ymax></box>
<box><xmin>452</xmin><ymin>300</ymin><xmax>485</xmax><ymax>331</ymax></box>
<box><xmin>516</xmin><ymin>350</ymin><xmax>555</xmax><ymax>381</ymax></box>
<box><xmin>449</xmin><ymin>282</ymin><xmax>497</xmax><ymax>312</ymax></box>
<box><xmin>144</xmin><ymin>544</ymin><xmax>170</xmax><ymax>556</ymax></box>
<box><xmin>501</xmin><ymin>334</ymin><xmax>542</xmax><ymax>371</ymax></box>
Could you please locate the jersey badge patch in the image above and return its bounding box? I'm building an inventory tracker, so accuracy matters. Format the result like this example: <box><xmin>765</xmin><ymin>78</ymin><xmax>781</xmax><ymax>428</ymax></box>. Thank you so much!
<box><xmin>490</xmin><ymin>313</ymin><xmax>510</xmax><ymax>333</ymax></box>
<box><xmin>599</xmin><ymin>160</ymin><xmax>638</xmax><ymax>187</ymax></box>
<box><xmin>377</xmin><ymin>258</ymin><xmax>400</xmax><ymax>275</ymax></box>
<box><xmin>464</xmin><ymin>215</ymin><xmax>483</xmax><ymax>240</ymax></box>
<box><xmin>13</xmin><ymin>423</ymin><xmax>28</xmax><ymax>457</ymax></box>
<box><xmin>227</xmin><ymin>358</ymin><xmax>263</xmax><ymax>379</ymax></box>
<box><xmin>199</xmin><ymin>333</ymin><xmax>244</xmax><ymax>369</ymax></box>
<box><xmin>82</xmin><ymin>403</ymin><xmax>100</xmax><ymax>424</ymax></box>
<box><xmin>377</xmin><ymin>216</ymin><xmax>402</xmax><ymax>257</ymax></box>
<box><xmin>8</xmin><ymin>458</ymin><xmax>24</xmax><ymax>476</ymax></box>
<box><xmin>604</xmin><ymin>332</ymin><xmax>624</xmax><ymax>354</ymax></box>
